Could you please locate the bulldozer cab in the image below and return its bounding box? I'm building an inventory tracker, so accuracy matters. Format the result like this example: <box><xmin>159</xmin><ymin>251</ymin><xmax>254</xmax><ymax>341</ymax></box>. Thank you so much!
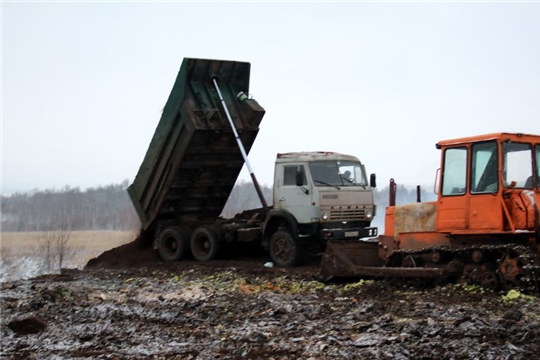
<box><xmin>436</xmin><ymin>132</ymin><xmax>540</xmax><ymax>233</ymax></box>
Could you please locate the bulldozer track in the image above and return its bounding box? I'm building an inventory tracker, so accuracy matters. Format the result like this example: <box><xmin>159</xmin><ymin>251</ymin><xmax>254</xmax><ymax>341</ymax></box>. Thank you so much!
<box><xmin>388</xmin><ymin>244</ymin><xmax>540</xmax><ymax>293</ymax></box>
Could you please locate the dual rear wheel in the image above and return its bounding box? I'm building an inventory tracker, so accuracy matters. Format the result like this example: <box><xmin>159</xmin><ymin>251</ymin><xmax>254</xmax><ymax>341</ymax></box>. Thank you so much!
<box><xmin>157</xmin><ymin>225</ymin><xmax>220</xmax><ymax>262</ymax></box>
<box><xmin>158</xmin><ymin>227</ymin><xmax>190</xmax><ymax>262</ymax></box>
<box><xmin>190</xmin><ymin>226</ymin><xmax>221</xmax><ymax>262</ymax></box>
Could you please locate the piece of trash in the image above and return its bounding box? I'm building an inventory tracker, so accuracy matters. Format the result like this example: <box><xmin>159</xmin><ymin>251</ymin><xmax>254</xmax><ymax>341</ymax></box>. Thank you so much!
<box><xmin>264</xmin><ymin>262</ymin><xmax>274</xmax><ymax>268</ymax></box>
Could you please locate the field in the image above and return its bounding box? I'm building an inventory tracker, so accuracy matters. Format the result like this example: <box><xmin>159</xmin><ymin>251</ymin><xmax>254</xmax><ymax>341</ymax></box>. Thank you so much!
<box><xmin>2</xmin><ymin>234</ymin><xmax>540</xmax><ymax>359</ymax></box>
<box><xmin>0</xmin><ymin>231</ymin><xmax>137</xmax><ymax>282</ymax></box>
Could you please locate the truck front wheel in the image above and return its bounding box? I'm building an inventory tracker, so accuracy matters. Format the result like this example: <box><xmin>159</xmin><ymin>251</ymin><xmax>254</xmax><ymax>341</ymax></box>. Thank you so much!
<box><xmin>191</xmin><ymin>226</ymin><xmax>220</xmax><ymax>261</ymax></box>
<box><xmin>158</xmin><ymin>227</ymin><xmax>190</xmax><ymax>262</ymax></box>
<box><xmin>269</xmin><ymin>229</ymin><xmax>301</xmax><ymax>267</ymax></box>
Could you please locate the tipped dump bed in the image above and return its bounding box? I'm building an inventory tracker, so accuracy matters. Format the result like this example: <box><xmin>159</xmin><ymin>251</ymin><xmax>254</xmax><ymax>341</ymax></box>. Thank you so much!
<box><xmin>128</xmin><ymin>58</ymin><xmax>265</xmax><ymax>230</ymax></box>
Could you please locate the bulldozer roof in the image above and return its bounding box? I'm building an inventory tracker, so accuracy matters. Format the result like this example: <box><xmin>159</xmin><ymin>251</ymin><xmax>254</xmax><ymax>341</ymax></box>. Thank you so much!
<box><xmin>436</xmin><ymin>132</ymin><xmax>539</xmax><ymax>149</ymax></box>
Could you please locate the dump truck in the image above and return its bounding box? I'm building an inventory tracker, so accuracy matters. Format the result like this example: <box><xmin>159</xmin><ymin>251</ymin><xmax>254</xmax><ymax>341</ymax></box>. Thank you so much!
<box><xmin>128</xmin><ymin>58</ymin><xmax>378</xmax><ymax>267</ymax></box>
<box><xmin>321</xmin><ymin>132</ymin><xmax>540</xmax><ymax>292</ymax></box>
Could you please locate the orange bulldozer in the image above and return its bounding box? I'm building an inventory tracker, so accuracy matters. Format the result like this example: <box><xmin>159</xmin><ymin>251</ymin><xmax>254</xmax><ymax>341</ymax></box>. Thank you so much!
<box><xmin>320</xmin><ymin>132</ymin><xmax>540</xmax><ymax>292</ymax></box>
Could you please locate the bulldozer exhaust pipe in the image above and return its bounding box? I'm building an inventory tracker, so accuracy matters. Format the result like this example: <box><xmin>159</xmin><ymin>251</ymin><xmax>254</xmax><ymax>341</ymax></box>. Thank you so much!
<box><xmin>389</xmin><ymin>179</ymin><xmax>397</xmax><ymax>206</ymax></box>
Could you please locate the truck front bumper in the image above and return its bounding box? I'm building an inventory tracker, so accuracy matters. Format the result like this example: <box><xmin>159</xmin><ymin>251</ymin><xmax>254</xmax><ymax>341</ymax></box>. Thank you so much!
<box><xmin>320</xmin><ymin>227</ymin><xmax>378</xmax><ymax>240</ymax></box>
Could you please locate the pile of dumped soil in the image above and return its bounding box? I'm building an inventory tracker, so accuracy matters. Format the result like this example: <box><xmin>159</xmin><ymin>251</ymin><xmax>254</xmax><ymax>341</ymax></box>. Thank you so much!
<box><xmin>3</xmin><ymin>237</ymin><xmax>540</xmax><ymax>359</ymax></box>
<box><xmin>85</xmin><ymin>236</ymin><xmax>161</xmax><ymax>269</ymax></box>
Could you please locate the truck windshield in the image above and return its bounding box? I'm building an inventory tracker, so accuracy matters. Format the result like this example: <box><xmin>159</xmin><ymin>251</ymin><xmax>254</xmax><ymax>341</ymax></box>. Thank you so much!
<box><xmin>309</xmin><ymin>160</ymin><xmax>368</xmax><ymax>187</ymax></box>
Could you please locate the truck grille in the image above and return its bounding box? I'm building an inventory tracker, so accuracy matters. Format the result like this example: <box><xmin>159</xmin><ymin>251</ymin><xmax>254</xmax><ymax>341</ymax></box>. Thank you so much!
<box><xmin>330</xmin><ymin>209</ymin><xmax>365</xmax><ymax>221</ymax></box>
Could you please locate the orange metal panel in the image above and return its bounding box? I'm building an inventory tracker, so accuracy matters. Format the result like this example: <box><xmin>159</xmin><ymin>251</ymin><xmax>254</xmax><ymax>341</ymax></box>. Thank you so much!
<box><xmin>384</xmin><ymin>206</ymin><xmax>395</xmax><ymax>237</ymax></box>
<box><xmin>398</xmin><ymin>232</ymin><xmax>451</xmax><ymax>250</ymax></box>
<box><xmin>505</xmin><ymin>190</ymin><xmax>538</xmax><ymax>230</ymax></box>
<box><xmin>436</xmin><ymin>196</ymin><xmax>467</xmax><ymax>230</ymax></box>
<box><xmin>468</xmin><ymin>194</ymin><xmax>503</xmax><ymax>230</ymax></box>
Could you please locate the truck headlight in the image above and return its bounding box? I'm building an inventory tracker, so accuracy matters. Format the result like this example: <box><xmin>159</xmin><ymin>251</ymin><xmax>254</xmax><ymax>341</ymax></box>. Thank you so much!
<box><xmin>366</xmin><ymin>209</ymin><xmax>373</xmax><ymax>219</ymax></box>
<box><xmin>322</xmin><ymin>212</ymin><xmax>329</xmax><ymax>220</ymax></box>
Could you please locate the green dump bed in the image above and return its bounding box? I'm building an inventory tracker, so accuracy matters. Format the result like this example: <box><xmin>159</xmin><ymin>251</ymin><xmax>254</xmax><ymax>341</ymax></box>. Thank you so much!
<box><xmin>128</xmin><ymin>58</ymin><xmax>265</xmax><ymax>230</ymax></box>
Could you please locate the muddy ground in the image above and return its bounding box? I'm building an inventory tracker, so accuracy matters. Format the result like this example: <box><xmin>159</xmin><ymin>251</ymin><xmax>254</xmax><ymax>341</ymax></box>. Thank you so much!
<box><xmin>2</xmin><ymin>239</ymin><xmax>540</xmax><ymax>359</ymax></box>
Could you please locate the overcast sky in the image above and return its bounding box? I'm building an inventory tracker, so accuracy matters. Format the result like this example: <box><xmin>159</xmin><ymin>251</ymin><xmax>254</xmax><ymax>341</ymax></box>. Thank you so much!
<box><xmin>2</xmin><ymin>1</ymin><xmax>540</xmax><ymax>195</ymax></box>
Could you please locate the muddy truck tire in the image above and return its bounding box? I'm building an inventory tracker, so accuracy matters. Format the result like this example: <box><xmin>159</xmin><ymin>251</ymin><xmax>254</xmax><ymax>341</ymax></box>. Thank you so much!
<box><xmin>269</xmin><ymin>229</ymin><xmax>303</xmax><ymax>267</ymax></box>
<box><xmin>191</xmin><ymin>226</ymin><xmax>221</xmax><ymax>262</ymax></box>
<box><xmin>158</xmin><ymin>227</ymin><xmax>190</xmax><ymax>262</ymax></box>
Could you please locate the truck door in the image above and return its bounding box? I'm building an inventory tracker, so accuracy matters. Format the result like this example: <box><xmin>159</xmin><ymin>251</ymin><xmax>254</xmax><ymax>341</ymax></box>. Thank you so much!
<box><xmin>437</xmin><ymin>146</ymin><xmax>468</xmax><ymax>230</ymax></box>
<box><xmin>274</xmin><ymin>164</ymin><xmax>314</xmax><ymax>224</ymax></box>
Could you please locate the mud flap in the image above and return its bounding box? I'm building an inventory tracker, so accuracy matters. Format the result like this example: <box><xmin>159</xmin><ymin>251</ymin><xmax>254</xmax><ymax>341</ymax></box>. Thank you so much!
<box><xmin>319</xmin><ymin>240</ymin><xmax>384</xmax><ymax>281</ymax></box>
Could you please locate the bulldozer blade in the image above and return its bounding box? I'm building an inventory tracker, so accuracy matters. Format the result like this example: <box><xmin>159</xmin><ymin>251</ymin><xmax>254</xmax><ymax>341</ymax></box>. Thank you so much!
<box><xmin>319</xmin><ymin>239</ymin><xmax>448</xmax><ymax>281</ymax></box>
<box><xmin>319</xmin><ymin>240</ymin><xmax>385</xmax><ymax>281</ymax></box>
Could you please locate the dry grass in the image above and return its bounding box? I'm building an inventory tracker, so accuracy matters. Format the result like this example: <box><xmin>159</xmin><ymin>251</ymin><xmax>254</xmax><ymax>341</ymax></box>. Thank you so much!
<box><xmin>0</xmin><ymin>230</ymin><xmax>138</xmax><ymax>269</ymax></box>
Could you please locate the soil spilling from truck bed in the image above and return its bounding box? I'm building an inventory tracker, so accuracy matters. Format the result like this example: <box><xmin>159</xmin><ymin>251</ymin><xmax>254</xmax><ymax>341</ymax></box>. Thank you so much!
<box><xmin>3</xmin><ymin>237</ymin><xmax>540</xmax><ymax>359</ymax></box>
<box><xmin>85</xmin><ymin>235</ymin><xmax>161</xmax><ymax>269</ymax></box>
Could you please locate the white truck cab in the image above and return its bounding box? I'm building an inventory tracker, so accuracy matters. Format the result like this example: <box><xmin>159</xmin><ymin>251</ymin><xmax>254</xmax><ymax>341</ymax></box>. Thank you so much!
<box><xmin>263</xmin><ymin>152</ymin><xmax>378</xmax><ymax>266</ymax></box>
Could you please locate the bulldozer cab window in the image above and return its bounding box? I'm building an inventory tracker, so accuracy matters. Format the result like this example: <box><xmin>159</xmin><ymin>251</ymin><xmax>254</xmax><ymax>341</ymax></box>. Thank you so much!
<box><xmin>503</xmin><ymin>142</ymin><xmax>533</xmax><ymax>189</ymax></box>
<box><xmin>471</xmin><ymin>142</ymin><xmax>498</xmax><ymax>193</ymax></box>
<box><xmin>284</xmin><ymin>165</ymin><xmax>307</xmax><ymax>186</ymax></box>
<box><xmin>442</xmin><ymin>147</ymin><xmax>467</xmax><ymax>196</ymax></box>
<box><xmin>536</xmin><ymin>144</ymin><xmax>540</xmax><ymax>188</ymax></box>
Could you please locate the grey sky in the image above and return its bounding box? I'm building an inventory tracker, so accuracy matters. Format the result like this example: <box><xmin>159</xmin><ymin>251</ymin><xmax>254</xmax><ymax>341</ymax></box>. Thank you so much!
<box><xmin>2</xmin><ymin>2</ymin><xmax>540</xmax><ymax>195</ymax></box>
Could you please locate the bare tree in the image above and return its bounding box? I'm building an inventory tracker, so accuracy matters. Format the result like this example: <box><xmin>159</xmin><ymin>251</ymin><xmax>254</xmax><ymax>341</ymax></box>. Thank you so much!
<box><xmin>38</xmin><ymin>227</ymin><xmax>73</xmax><ymax>272</ymax></box>
<box><xmin>55</xmin><ymin>228</ymin><xmax>73</xmax><ymax>270</ymax></box>
<box><xmin>38</xmin><ymin>202</ymin><xmax>74</xmax><ymax>273</ymax></box>
<box><xmin>38</xmin><ymin>230</ymin><xmax>56</xmax><ymax>273</ymax></box>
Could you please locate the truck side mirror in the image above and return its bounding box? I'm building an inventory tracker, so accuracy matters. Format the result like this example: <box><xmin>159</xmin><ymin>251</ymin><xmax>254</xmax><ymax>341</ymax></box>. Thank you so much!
<box><xmin>370</xmin><ymin>173</ymin><xmax>376</xmax><ymax>188</ymax></box>
<box><xmin>296</xmin><ymin>169</ymin><xmax>304</xmax><ymax>187</ymax></box>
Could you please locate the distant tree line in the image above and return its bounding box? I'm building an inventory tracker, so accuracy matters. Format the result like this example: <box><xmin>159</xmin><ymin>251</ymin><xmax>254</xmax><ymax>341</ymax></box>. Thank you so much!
<box><xmin>1</xmin><ymin>180</ymin><xmax>140</xmax><ymax>232</ymax></box>
<box><xmin>1</xmin><ymin>179</ymin><xmax>435</xmax><ymax>232</ymax></box>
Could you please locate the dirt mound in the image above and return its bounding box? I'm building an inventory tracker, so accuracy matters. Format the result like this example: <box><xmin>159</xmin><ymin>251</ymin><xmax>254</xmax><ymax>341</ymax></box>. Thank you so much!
<box><xmin>85</xmin><ymin>236</ymin><xmax>160</xmax><ymax>269</ymax></box>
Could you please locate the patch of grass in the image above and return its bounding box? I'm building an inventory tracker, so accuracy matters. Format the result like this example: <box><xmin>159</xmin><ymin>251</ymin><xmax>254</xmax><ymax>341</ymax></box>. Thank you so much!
<box><xmin>1</xmin><ymin>230</ymin><xmax>137</xmax><ymax>265</ymax></box>
<box><xmin>501</xmin><ymin>289</ymin><xmax>535</xmax><ymax>302</ymax></box>
<box><xmin>342</xmin><ymin>279</ymin><xmax>375</xmax><ymax>293</ymax></box>
<box><xmin>0</xmin><ymin>231</ymin><xmax>137</xmax><ymax>280</ymax></box>
<box><xmin>451</xmin><ymin>283</ymin><xmax>486</xmax><ymax>295</ymax></box>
